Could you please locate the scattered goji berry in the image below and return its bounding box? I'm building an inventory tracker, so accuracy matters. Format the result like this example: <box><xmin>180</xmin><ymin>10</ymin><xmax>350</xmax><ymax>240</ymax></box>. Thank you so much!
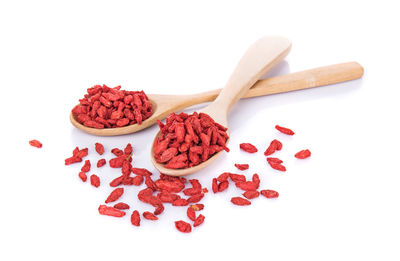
<box><xmin>231</xmin><ymin>197</ymin><xmax>251</xmax><ymax>206</ymax></box>
<box><xmin>193</xmin><ymin>214</ymin><xmax>205</xmax><ymax>227</ymax></box>
<box><xmin>97</xmin><ymin>158</ymin><xmax>106</xmax><ymax>168</ymax></box>
<box><xmin>175</xmin><ymin>220</ymin><xmax>192</xmax><ymax>233</ymax></box>
<box><xmin>113</xmin><ymin>202</ymin><xmax>130</xmax><ymax>210</ymax></box>
<box><xmin>131</xmin><ymin>210</ymin><xmax>140</xmax><ymax>226</ymax></box>
<box><xmin>295</xmin><ymin>149</ymin><xmax>311</xmax><ymax>159</ymax></box>
<box><xmin>235</xmin><ymin>181</ymin><xmax>258</xmax><ymax>191</ymax></box>
<box><xmin>243</xmin><ymin>190</ymin><xmax>260</xmax><ymax>199</ymax></box>
<box><xmin>234</xmin><ymin>164</ymin><xmax>249</xmax><ymax>171</ymax></box>
<box><xmin>212</xmin><ymin>178</ymin><xmax>218</xmax><ymax>193</ymax></box>
<box><xmin>172</xmin><ymin>198</ymin><xmax>189</xmax><ymax>206</ymax></box>
<box><xmin>264</xmin><ymin>139</ymin><xmax>282</xmax><ymax>156</ymax></box>
<box><xmin>266</xmin><ymin>157</ymin><xmax>283</xmax><ymax>164</ymax></box>
<box><xmin>268</xmin><ymin>162</ymin><xmax>286</xmax><ymax>172</ymax></box>
<box><xmin>90</xmin><ymin>174</ymin><xmax>100</xmax><ymax>188</ymax></box>
<box><xmin>143</xmin><ymin>211</ymin><xmax>158</xmax><ymax>221</ymax></box>
<box><xmin>78</xmin><ymin>171</ymin><xmax>87</xmax><ymax>182</ymax></box>
<box><xmin>240</xmin><ymin>143</ymin><xmax>258</xmax><ymax>153</ymax></box>
<box><xmin>109</xmin><ymin>176</ymin><xmax>124</xmax><ymax>187</ymax></box>
<box><xmin>187</xmin><ymin>207</ymin><xmax>196</xmax><ymax>221</ymax></box>
<box><xmin>131</xmin><ymin>167</ymin><xmax>152</xmax><ymax>176</ymax></box>
<box><xmin>105</xmin><ymin>188</ymin><xmax>124</xmax><ymax>203</ymax></box>
<box><xmin>81</xmin><ymin>160</ymin><xmax>91</xmax><ymax>172</ymax></box>
<box><xmin>29</xmin><ymin>140</ymin><xmax>42</xmax><ymax>148</ymax></box>
<box><xmin>218</xmin><ymin>181</ymin><xmax>229</xmax><ymax>192</ymax></box>
<box><xmin>187</xmin><ymin>193</ymin><xmax>204</xmax><ymax>203</ymax></box>
<box><xmin>275</xmin><ymin>125</ymin><xmax>295</xmax><ymax>135</ymax></box>
<box><xmin>190</xmin><ymin>204</ymin><xmax>204</xmax><ymax>211</ymax></box>
<box><xmin>95</xmin><ymin>142</ymin><xmax>104</xmax><ymax>155</ymax></box>
<box><xmin>98</xmin><ymin>205</ymin><xmax>126</xmax><ymax>217</ymax></box>
<box><xmin>261</xmin><ymin>190</ymin><xmax>279</xmax><ymax>198</ymax></box>
<box><xmin>229</xmin><ymin>173</ymin><xmax>246</xmax><ymax>183</ymax></box>
<box><xmin>124</xmin><ymin>143</ymin><xmax>133</xmax><ymax>155</ymax></box>
<box><xmin>217</xmin><ymin>172</ymin><xmax>230</xmax><ymax>182</ymax></box>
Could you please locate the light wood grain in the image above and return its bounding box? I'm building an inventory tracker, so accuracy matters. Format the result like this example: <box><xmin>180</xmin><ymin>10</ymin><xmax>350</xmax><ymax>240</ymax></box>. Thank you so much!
<box><xmin>70</xmin><ymin>61</ymin><xmax>364</xmax><ymax>136</ymax></box>
<box><xmin>152</xmin><ymin>36</ymin><xmax>292</xmax><ymax>176</ymax></box>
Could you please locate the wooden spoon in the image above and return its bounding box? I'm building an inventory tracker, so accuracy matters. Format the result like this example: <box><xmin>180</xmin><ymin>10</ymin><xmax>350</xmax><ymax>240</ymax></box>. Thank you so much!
<box><xmin>70</xmin><ymin>61</ymin><xmax>364</xmax><ymax>136</ymax></box>
<box><xmin>151</xmin><ymin>36</ymin><xmax>292</xmax><ymax>176</ymax></box>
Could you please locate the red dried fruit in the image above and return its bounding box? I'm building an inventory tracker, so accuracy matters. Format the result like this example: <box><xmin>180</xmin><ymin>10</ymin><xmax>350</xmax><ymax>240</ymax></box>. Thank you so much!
<box><xmin>143</xmin><ymin>211</ymin><xmax>158</xmax><ymax>221</ymax></box>
<box><xmin>124</xmin><ymin>143</ymin><xmax>133</xmax><ymax>155</ymax></box>
<box><xmin>90</xmin><ymin>174</ymin><xmax>100</xmax><ymax>187</ymax></box>
<box><xmin>229</xmin><ymin>173</ymin><xmax>246</xmax><ymax>183</ymax></box>
<box><xmin>131</xmin><ymin>168</ymin><xmax>152</xmax><ymax>176</ymax></box>
<box><xmin>98</xmin><ymin>205</ymin><xmax>125</xmax><ymax>217</ymax></box>
<box><xmin>74</xmin><ymin>148</ymin><xmax>88</xmax><ymax>158</ymax></box>
<box><xmin>158</xmin><ymin>191</ymin><xmax>180</xmax><ymax>203</ymax></box>
<box><xmin>131</xmin><ymin>210</ymin><xmax>140</xmax><ymax>226</ymax></box>
<box><xmin>231</xmin><ymin>197</ymin><xmax>251</xmax><ymax>206</ymax></box>
<box><xmin>105</xmin><ymin>188</ymin><xmax>124</xmax><ymax>203</ymax></box>
<box><xmin>29</xmin><ymin>140</ymin><xmax>42</xmax><ymax>148</ymax></box>
<box><xmin>234</xmin><ymin>164</ymin><xmax>249</xmax><ymax>171</ymax></box>
<box><xmin>153</xmin><ymin>112</ymin><xmax>229</xmax><ymax>169</ymax></box>
<box><xmin>109</xmin><ymin>176</ymin><xmax>124</xmax><ymax>187</ymax></box>
<box><xmin>252</xmin><ymin>173</ymin><xmax>260</xmax><ymax>189</ymax></box>
<box><xmin>267</xmin><ymin>157</ymin><xmax>283</xmax><ymax>164</ymax></box>
<box><xmin>268</xmin><ymin>163</ymin><xmax>286</xmax><ymax>172</ymax></box>
<box><xmin>113</xmin><ymin>202</ymin><xmax>130</xmax><ymax>210</ymax></box>
<box><xmin>212</xmin><ymin>178</ymin><xmax>218</xmax><ymax>193</ymax></box>
<box><xmin>243</xmin><ymin>190</ymin><xmax>260</xmax><ymax>199</ymax></box>
<box><xmin>95</xmin><ymin>142</ymin><xmax>104</xmax><ymax>155</ymax></box>
<box><xmin>131</xmin><ymin>175</ymin><xmax>144</xmax><ymax>186</ymax></box>
<box><xmin>261</xmin><ymin>189</ymin><xmax>279</xmax><ymax>198</ymax></box>
<box><xmin>187</xmin><ymin>207</ymin><xmax>196</xmax><ymax>221</ymax></box>
<box><xmin>175</xmin><ymin>220</ymin><xmax>192</xmax><ymax>233</ymax></box>
<box><xmin>218</xmin><ymin>181</ymin><xmax>229</xmax><ymax>192</ymax></box>
<box><xmin>202</xmin><ymin>187</ymin><xmax>208</xmax><ymax>193</ymax></box>
<box><xmin>155</xmin><ymin>179</ymin><xmax>185</xmax><ymax>193</ymax></box>
<box><xmin>275</xmin><ymin>125</ymin><xmax>295</xmax><ymax>135</ymax></box>
<box><xmin>97</xmin><ymin>158</ymin><xmax>106</xmax><ymax>168</ymax></box>
<box><xmin>187</xmin><ymin>193</ymin><xmax>204</xmax><ymax>203</ymax></box>
<box><xmin>295</xmin><ymin>149</ymin><xmax>311</xmax><ymax>159</ymax></box>
<box><xmin>78</xmin><ymin>171</ymin><xmax>87</xmax><ymax>182</ymax></box>
<box><xmin>190</xmin><ymin>204</ymin><xmax>204</xmax><ymax>211</ymax></box>
<box><xmin>81</xmin><ymin>160</ymin><xmax>91</xmax><ymax>173</ymax></box>
<box><xmin>216</xmin><ymin>172</ymin><xmax>230</xmax><ymax>182</ymax></box>
<box><xmin>109</xmin><ymin>155</ymin><xmax>126</xmax><ymax>168</ymax></box>
<box><xmin>72</xmin><ymin>85</ymin><xmax>152</xmax><ymax>128</ymax></box>
<box><xmin>235</xmin><ymin>181</ymin><xmax>258</xmax><ymax>191</ymax></box>
<box><xmin>240</xmin><ymin>143</ymin><xmax>258</xmax><ymax>153</ymax></box>
<box><xmin>65</xmin><ymin>156</ymin><xmax>82</xmax><ymax>165</ymax></box>
<box><xmin>264</xmin><ymin>139</ymin><xmax>282</xmax><ymax>156</ymax></box>
<box><xmin>193</xmin><ymin>214</ymin><xmax>205</xmax><ymax>227</ymax></box>
<box><xmin>172</xmin><ymin>198</ymin><xmax>189</xmax><ymax>206</ymax></box>
<box><xmin>111</xmin><ymin>148</ymin><xmax>124</xmax><ymax>156</ymax></box>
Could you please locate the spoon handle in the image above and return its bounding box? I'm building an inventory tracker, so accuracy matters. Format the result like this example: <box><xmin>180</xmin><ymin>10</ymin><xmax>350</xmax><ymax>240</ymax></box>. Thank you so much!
<box><xmin>191</xmin><ymin>61</ymin><xmax>363</xmax><ymax>103</ymax></box>
<box><xmin>207</xmin><ymin>36</ymin><xmax>292</xmax><ymax>115</ymax></box>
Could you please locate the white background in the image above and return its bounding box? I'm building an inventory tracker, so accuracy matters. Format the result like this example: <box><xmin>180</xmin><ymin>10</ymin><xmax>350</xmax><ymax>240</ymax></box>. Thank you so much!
<box><xmin>1</xmin><ymin>0</ymin><xmax>399</xmax><ymax>260</ymax></box>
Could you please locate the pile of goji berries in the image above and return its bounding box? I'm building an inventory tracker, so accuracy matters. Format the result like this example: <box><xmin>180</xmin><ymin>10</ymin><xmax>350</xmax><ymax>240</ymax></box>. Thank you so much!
<box><xmin>71</xmin><ymin>85</ymin><xmax>152</xmax><ymax>129</ymax></box>
<box><xmin>59</xmin><ymin>123</ymin><xmax>310</xmax><ymax>233</ymax></box>
<box><xmin>153</xmin><ymin>112</ymin><xmax>229</xmax><ymax>169</ymax></box>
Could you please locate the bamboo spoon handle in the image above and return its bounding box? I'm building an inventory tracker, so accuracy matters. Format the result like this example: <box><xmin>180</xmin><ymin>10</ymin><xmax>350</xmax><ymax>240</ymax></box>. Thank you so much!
<box><xmin>190</xmin><ymin>61</ymin><xmax>363</xmax><ymax>104</ymax></box>
<box><xmin>203</xmin><ymin>36</ymin><xmax>292</xmax><ymax>119</ymax></box>
<box><xmin>244</xmin><ymin>61</ymin><xmax>363</xmax><ymax>98</ymax></box>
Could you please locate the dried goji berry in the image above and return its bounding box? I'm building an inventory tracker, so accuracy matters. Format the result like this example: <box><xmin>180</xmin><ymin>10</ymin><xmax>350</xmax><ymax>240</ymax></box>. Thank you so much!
<box><xmin>98</xmin><ymin>205</ymin><xmax>126</xmax><ymax>217</ymax></box>
<box><xmin>268</xmin><ymin>162</ymin><xmax>286</xmax><ymax>172</ymax></box>
<box><xmin>187</xmin><ymin>193</ymin><xmax>204</xmax><ymax>203</ymax></box>
<box><xmin>111</xmin><ymin>148</ymin><xmax>124</xmax><ymax>156</ymax></box>
<box><xmin>212</xmin><ymin>178</ymin><xmax>218</xmax><ymax>193</ymax></box>
<box><xmin>193</xmin><ymin>214</ymin><xmax>205</xmax><ymax>227</ymax></box>
<box><xmin>95</xmin><ymin>142</ymin><xmax>104</xmax><ymax>155</ymax></box>
<box><xmin>266</xmin><ymin>157</ymin><xmax>283</xmax><ymax>164</ymax></box>
<box><xmin>264</xmin><ymin>139</ymin><xmax>282</xmax><ymax>156</ymax></box>
<box><xmin>97</xmin><ymin>158</ymin><xmax>106</xmax><ymax>168</ymax></box>
<box><xmin>155</xmin><ymin>179</ymin><xmax>184</xmax><ymax>193</ymax></box>
<box><xmin>78</xmin><ymin>171</ymin><xmax>87</xmax><ymax>182</ymax></box>
<box><xmin>143</xmin><ymin>211</ymin><xmax>158</xmax><ymax>221</ymax></box>
<box><xmin>131</xmin><ymin>210</ymin><xmax>140</xmax><ymax>226</ymax></box>
<box><xmin>131</xmin><ymin>175</ymin><xmax>144</xmax><ymax>186</ymax></box>
<box><xmin>113</xmin><ymin>202</ymin><xmax>130</xmax><ymax>210</ymax></box>
<box><xmin>295</xmin><ymin>149</ymin><xmax>311</xmax><ymax>159</ymax></box>
<box><xmin>216</xmin><ymin>172</ymin><xmax>230</xmax><ymax>182</ymax></box>
<box><xmin>29</xmin><ymin>140</ymin><xmax>42</xmax><ymax>148</ymax></box>
<box><xmin>187</xmin><ymin>207</ymin><xmax>196</xmax><ymax>221</ymax></box>
<box><xmin>109</xmin><ymin>176</ymin><xmax>124</xmax><ymax>187</ymax></box>
<box><xmin>243</xmin><ymin>190</ymin><xmax>260</xmax><ymax>199</ymax></box>
<box><xmin>157</xmin><ymin>191</ymin><xmax>180</xmax><ymax>203</ymax></box>
<box><xmin>235</xmin><ymin>181</ymin><xmax>258</xmax><ymax>191</ymax></box>
<box><xmin>190</xmin><ymin>204</ymin><xmax>204</xmax><ymax>211</ymax></box>
<box><xmin>172</xmin><ymin>198</ymin><xmax>189</xmax><ymax>206</ymax></box>
<box><xmin>275</xmin><ymin>125</ymin><xmax>295</xmax><ymax>135</ymax></box>
<box><xmin>240</xmin><ymin>143</ymin><xmax>258</xmax><ymax>153</ymax></box>
<box><xmin>90</xmin><ymin>174</ymin><xmax>100</xmax><ymax>187</ymax></box>
<box><xmin>229</xmin><ymin>173</ymin><xmax>246</xmax><ymax>183</ymax></box>
<box><xmin>81</xmin><ymin>160</ymin><xmax>91</xmax><ymax>173</ymax></box>
<box><xmin>231</xmin><ymin>197</ymin><xmax>251</xmax><ymax>206</ymax></box>
<box><xmin>124</xmin><ymin>143</ymin><xmax>133</xmax><ymax>155</ymax></box>
<box><xmin>105</xmin><ymin>188</ymin><xmax>124</xmax><ymax>203</ymax></box>
<box><xmin>218</xmin><ymin>181</ymin><xmax>229</xmax><ymax>192</ymax></box>
<box><xmin>175</xmin><ymin>220</ymin><xmax>192</xmax><ymax>233</ymax></box>
<box><xmin>261</xmin><ymin>190</ymin><xmax>279</xmax><ymax>198</ymax></box>
<box><xmin>252</xmin><ymin>173</ymin><xmax>260</xmax><ymax>189</ymax></box>
<box><xmin>131</xmin><ymin>168</ymin><xmax>152</xmax><ymax>176</ymax></box>
<box><xmin>234</xmin><ymin>164</ymin><xmax>249</xmax><ymax>171</ymax></box>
